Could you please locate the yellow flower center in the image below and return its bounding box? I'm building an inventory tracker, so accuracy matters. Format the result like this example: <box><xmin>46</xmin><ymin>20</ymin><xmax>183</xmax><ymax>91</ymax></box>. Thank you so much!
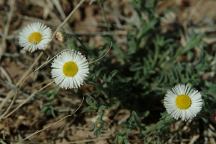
<box><xmin>63</xmin><ymin>61</ymin><xmax>78</xmax><ymax>77</ymax></box>
<box><xmin>176</xmin><ymin>94</ymin><xmax>192</xmax><ymax>109</ymax></box>
<box><xmin>28</xmin><ymin>32</ymin><xmax>42</xmax><ymax>44</ymax></box>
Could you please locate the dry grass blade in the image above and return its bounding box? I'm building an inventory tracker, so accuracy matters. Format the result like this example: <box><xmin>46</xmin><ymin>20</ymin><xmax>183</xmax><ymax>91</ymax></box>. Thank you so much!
<box><xmin>23</xmin><ymin>96</ymin><xmax>85</xmax><ymax>141</ymax></box>
<box><xmin>68</xmin><ymin>136</ymin><xmax>110</xmax><ymax>144</ymax></box>
<box><xmin>2</xmin><ymin>81</ymin><xmax>54</xmax><ymax>119</ymax></box>
<box><xmin>89</xmin><ymin>42</ymin><xmax>112</xmax><ymax>64</ymax></box>
<box><xmin>0</xmin><ymin>66</ymin><xmax>13</xmax><ymax>84</ymax></box>
<box><xmin>52</xmin><ymin>0</ymin><xmax>66</xmax><ymax>19</ymax></box>
<box><xmin>0</xmin><ymin>89</ymin><xmax>18</xmax><ymax>119</ymax></box>
<box><xmin>0</xmin><ymin>0</ymin><xmax>15</xmax><ymax>59</ymax></box>
<box><xmin>0</xmin><ymin>52</ymin><xmax>43</xmax><ymax>114</ymax></box>
<box><xmin>34</xmin><ymin>49</ymin><xmax>74</xmax><ymax>72</ymax></box>
<box><xmin>52</xmin><ymin>0</ymin><xmax>86</xmax><ymax>37</ymax></box>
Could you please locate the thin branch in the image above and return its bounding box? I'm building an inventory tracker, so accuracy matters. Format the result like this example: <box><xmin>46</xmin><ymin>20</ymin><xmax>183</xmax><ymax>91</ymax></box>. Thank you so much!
<box><xmin>52</xmin><ymin>0</ymin><xmax>86</xmax><ymax>38</ymax></box>
<box><xmin>23</xmin><ymin>96</ymin><xmax>85</xmax><ymax>140</ymax></box>
<box><xmin>68</xmin><ymin>136</ymin><xmax>110</xmax><ymax>144</ymax></box>
<box><xmin>65</xmin><ymin>31</ymin><xmax>127</xmax><ymax>36</ymax></box>
<box><xmin>0</xmin><ymin>52</ymin><xmax>43</xmax><ymax>112</ymax></box>
<box><xmin>0</xmin><ymin>0</ymin><xmax>15</xmax><ymax>59</ymax></box>
<box><xmin>2</xmin><ymin>81</ymin><xmax>54</xmax><ymax>119</ymax></box>
<box><xmin>89</xmin><ymin>42</ymin><xmax>112</xmax><ymax>64</ymax></box>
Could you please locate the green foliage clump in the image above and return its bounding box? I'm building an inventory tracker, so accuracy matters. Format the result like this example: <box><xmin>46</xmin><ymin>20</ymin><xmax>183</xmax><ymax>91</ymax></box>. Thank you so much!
<box><xmin>63</xmin><ymin>0</ymin><xmax>216</xmax><ymax>143</ymax></box>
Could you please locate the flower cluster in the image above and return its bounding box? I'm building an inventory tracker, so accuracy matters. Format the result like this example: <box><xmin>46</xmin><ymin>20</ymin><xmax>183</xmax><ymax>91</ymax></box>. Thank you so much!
<box><xmin>18</xmin><ymin>22</ymin><xmax>89</xmax><ymax>89</ymax></box>
<box><xmin>18</xmin><ymin>22</ymin><xmax>203</xmax><ymax>121</ymax></box>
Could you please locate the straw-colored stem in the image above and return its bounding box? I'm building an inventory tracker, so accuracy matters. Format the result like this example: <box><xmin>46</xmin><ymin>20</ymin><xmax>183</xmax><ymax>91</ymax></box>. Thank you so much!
<box><xmin>23</xmin><ymin>96</ymin><xmax>84</xmax><ymax>140</ymax></box>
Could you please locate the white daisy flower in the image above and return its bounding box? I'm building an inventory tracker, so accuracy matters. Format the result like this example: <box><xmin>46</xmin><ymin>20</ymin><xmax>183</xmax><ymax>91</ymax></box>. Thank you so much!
<box><xmin>18</xmin><ymin>22</ymin><xmax>52</xmax><ymax>52</ymax></box>
<box><xmin>51</xmin><ymin>50</ymin><xmax>89</xmax><ymax>89</ymax></box>
<box><xmin>164</xmin><ymin>84</ymin><xmax>203</xmax><ymax>121</ymax></box>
